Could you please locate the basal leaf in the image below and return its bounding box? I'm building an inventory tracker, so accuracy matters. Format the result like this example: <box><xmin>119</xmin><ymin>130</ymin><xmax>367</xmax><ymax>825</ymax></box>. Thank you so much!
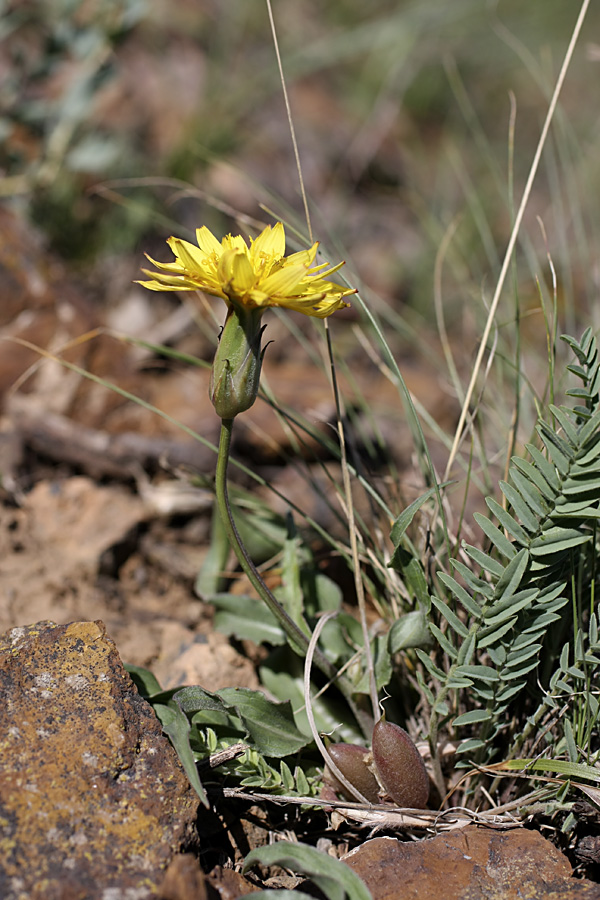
<box><xmin>154</xmin><ymin>703</ymin><xmax>209</xmax><ymax>806</ymax></box>
<box><xmin>217</xmin><ymin>688</ymin><xmax>312</xmax><ymax>757</ymax></box>
<box><xmin>388</xmin><ymin>610</ymin><xmax>432</xmax><ymax>653</ymax></box>
<box><xmin>243</xmin><ymin>842</ymin><xmax>373</xmax><ymax>900</ymax></box>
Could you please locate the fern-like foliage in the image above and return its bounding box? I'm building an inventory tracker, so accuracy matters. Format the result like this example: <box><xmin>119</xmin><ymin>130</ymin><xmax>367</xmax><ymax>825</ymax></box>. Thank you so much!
<box><xmin>422</xmin><ymin>328</ymin><xmax>600</xmax><ymax>769</ymax></box>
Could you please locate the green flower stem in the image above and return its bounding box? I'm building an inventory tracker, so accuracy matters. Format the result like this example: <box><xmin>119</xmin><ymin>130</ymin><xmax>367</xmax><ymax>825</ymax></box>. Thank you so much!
<box><xmin>215</xmin><ymin>418</ymin><xmax>373</xmax><ymax>737</ymax></box>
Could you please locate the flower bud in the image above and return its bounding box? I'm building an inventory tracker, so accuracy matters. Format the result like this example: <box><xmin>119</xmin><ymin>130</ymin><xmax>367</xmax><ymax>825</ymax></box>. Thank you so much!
<box><xmin>210</xmin><ymin>304</ymin><xmax>266</xmax><ymax>419</ymax></box>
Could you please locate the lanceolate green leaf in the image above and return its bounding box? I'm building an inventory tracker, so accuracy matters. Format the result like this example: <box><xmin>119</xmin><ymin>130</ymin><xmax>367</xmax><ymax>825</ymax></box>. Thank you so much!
<box><xmin>524</xmin><ymin>443</ymin><xmax>560</xmax><ymax>491</ymax></box>
<box><xmin>510</xmin><ymin>456</ymin><xmax>557</xmax><ymax>502</ymax></box>
<box><xmin>485</xmin><ymin>497</ymin><xmax>529</xmax><ymax>545</ymax></box>
<box><xmin>499</xmin><ymin>480</ymin><xmax>539</xmax><ymax>532</ymax></box>
<box><xmin>154</xmin><ymin>703</ymin><xmax>209</xmax><ymax>807</ymax></box>
<box><xmin>438</xmin><ymin>571</ymin><xmax>483</xmax><ymax>617</ymax></box>
<box><xmin>473</xmin><ymin>512</ymin><xmax>516</xmax><ymax>559</ymax></box>
<box><xmin>243</xmin><ymin>842</ymin><xmax>373</xmax><ymax>900</ymax></box>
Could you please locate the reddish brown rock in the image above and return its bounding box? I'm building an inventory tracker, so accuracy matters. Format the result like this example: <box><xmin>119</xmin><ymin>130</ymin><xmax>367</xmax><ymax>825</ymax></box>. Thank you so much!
<box><xmin>0</xmin><ymin>620</ymin><xmax>201</xmax><ymax>900</ymax></box>
<box><xmin>343</xmin><ymin>827</ymin><xmax>600</xmax><ymax>900</ymax></box>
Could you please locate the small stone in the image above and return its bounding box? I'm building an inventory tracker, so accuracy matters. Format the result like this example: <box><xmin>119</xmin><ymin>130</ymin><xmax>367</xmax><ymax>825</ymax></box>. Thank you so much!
<box><xmin>343</xmin><ymin>827</ymin><xmax>600</xmax><ymax>899</ymax></box>
<box><xmin>0</xmin><ymin>620</ymin><xmax>200</xmax><ymax>900</ymax></box>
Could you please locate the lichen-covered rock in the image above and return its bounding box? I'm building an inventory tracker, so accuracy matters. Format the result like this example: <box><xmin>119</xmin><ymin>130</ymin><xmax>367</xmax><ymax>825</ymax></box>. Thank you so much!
<box><xmin>0</xmin><ymin>620</ymin><xmax>201</xmax><ymax>900</ymax></box>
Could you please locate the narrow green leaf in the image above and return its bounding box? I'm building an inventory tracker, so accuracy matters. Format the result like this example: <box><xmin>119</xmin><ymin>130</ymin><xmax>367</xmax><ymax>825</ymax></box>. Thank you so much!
<box><xmin>154</xmin><ymin>703</ymin><xmax>209</xmax><ymax>806</ymax></box>
<box><xmin>388</xmin><ymin>546</ymin><xmax>432</xmax><ymax>611</ymax></box>
<box><xmin>530</xmin><ymin>528</ymin><xmax>591</xmax><ymax>556</ymax></box>
<box><xmin>125</xmin><ymin>664</ymin><xmax>163</xmax><ymax>699</ymax></box>
<box><xmin>561</xmin><ymin>474</ymin><xmax>600</xmax><ymax>496</ymax></box>
<box><xmin>495</xmin><ymin>681</ymin><xmax>527</xmax><ymax>703</ymax></box>
<box><xmin>537</xmin><ymin>423</ymin><xmax>572</xmax><ymax>475</ymax></box>
<box><xmin>494</xmin><ymin>548</ymin><xmax>529</xmax><ymax>602</ymax></box>
<box><xmin>504</xmin><ymin>643</ymin><xmax>542</xmax><ymax>666</ymax></box>
<box><xmin>478</xmin><ymin>616</ymin><xmax>517</xmax><ymax>648</ymax></box>
<box><xmin>461</xmin><ymin>544</ymin><xmax>505</xmax><ymax>578</ymax></box>
<box><xmin>497</xmin><ymin>757</ymin><xmax>600</xmax><ymax>785</ymax></box>
<box><xmin>483</xmin><ymin>588</ymin><xmax>537</xmax><ymax>626</ymax></box>
<box><xmin>577</xmin><ymin>409</ymin><xmax>600</xmax><ymax>446</ymax></box>
<box><xmin>451</xmin><ymin>560</ymin><xmax>494</xmax><ymax>600</ymax></box>
<box><xmin>499</xmin><ymin>480</ymin><xmax>539</xmax><ymax>532</ymax></box>
<box><xmin>509</xmin><ymin>468</ymin><xmax>549</xmax><ymax>517</ymax></box>
<box><xmin>390</xmin><ymin>486</ymin><xmax>440</xmax><ymax>544</ymax></box>
<box><xmin>439</xmin><ymin>569</ymin><xmax>484</xmax><ymax>617</ymax></box>
<box><xmin>431</xmin><ymin>595</ymin><xmax>469</xmax><ymax>637</ymax></box>
<box><xmin>549</xmin><ymin>404</ymin><xmax>579</xmax><ymax>446</ymax></box>
<box><xmin>499</xmin><ymin>657</ymin><xmax>540</xmax><ymax>680</ymax></box>
<box><xmin>243</xmin><ymin>842</ymin><xmax>373</xmax><ymax>900</ymax></box>
<box><xmin>525</xmin><ymin>443</ymin><xmax>560</xmax><ymax>491</ymax></box>
<box><xmin>415</xmin><ymin>648</ymin><xmax>447</xmax><ymax>680</ymax></box>
<box><xmin>485</xmin><ymin>497</ymin><xmax>529</xmax><ymax>546</ymax></box>
<box><xmin>474</xmin><ymin>511</ymin><xmax>517</xmax><ymax>559</ymax></box>
<box><xmin>429</xmin><ymin>623</ymin><xmax>458</xmax><ymax>658</ymax></box>
<box><xmin>446</xmin><ymin>676</ymin><xmax>474</xmax><ymax>688</ymax></box>
<box><xmin>453</xmin><ymin>709</ymin><xmax>492</xmax><ymax>727</ymax></box>
<box><xmin>511</xmin><ymin>457</ymin><xmax>557</xmax><ymax>502</ymax></box>
<box><xmin>564</xmin><ymin>719</ymin><xmax>578</xmax><ymax>763</ymax></box>
<box><xmin>212</xmin><ymin>594</ymin><xmax>286</xmax><ymax>645</ymax></box>
<box><xmin>456</xmin><ymin>739</ymin><xmax>486</xmax><ymax>754</ymax></box>
<box><xmin>456</xmin><ymin>630</ymin><xmax>477</xmax><ymax>666</ymax></box>
<box><xmin>454</xmin><ymin>664</ymin><xmax>499</xmax><ymax>683</ymax></box>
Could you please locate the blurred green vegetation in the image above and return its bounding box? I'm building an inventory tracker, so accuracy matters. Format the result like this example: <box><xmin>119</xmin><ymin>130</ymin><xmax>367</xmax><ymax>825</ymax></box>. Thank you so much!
<box><xmin>1</xmin><ymin>0</ymin><xmax>599</xmax><ymax>336</ymax></box>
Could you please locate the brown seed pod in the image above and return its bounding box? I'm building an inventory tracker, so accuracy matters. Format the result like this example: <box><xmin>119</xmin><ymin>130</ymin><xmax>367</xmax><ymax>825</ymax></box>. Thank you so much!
<box><xmin>371</xmin><ymin>718</ymin><xmax>429</xmax><ymax>809</ymax></box>
<box><xmin>326</xmin><ymin>743</ymin><xmax>381</xmax><ymax>803</ymax></box>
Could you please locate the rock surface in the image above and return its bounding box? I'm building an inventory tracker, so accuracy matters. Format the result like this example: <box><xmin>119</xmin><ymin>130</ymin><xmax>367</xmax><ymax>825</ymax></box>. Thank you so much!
<box><xmin>343</xmin><ymin>828</ymin><xmax>600</xmax><ymax>899</ymax></box>
<box><xmin>0</xmin><ymin>619</ymin><xmax>200</xmax><ymax>900</ymax></box>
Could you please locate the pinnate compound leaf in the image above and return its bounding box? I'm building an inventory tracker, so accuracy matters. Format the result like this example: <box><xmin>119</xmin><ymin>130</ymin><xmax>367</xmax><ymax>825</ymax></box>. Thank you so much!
<box><xmin>243</xmin><ymin>842</ymin><xmax>373</xmax><ymax>900</ymax></box>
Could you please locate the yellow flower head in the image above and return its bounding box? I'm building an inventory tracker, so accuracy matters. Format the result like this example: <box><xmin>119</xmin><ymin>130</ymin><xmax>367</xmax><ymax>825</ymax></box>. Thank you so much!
<box><xmin>137</xmin><ymin>221</ymin><xmax>355</xmax><ymax>318</ymax></box>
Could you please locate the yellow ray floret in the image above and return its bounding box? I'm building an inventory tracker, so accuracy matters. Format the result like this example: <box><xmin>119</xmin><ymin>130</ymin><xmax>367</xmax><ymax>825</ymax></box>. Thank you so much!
<box><xmin>137</xmin><ymin>222</ymin><xmax>356</xmax><ymax>318</ymax></box>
